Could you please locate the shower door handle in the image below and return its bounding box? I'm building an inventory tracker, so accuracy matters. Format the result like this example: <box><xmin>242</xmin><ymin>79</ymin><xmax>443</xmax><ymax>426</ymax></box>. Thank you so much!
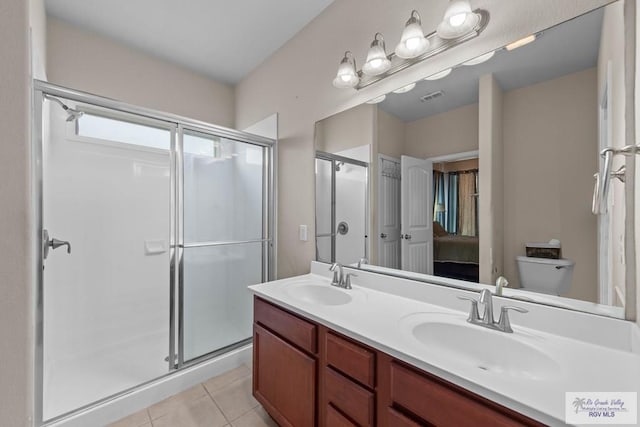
<box><xmin>43</xmin><ymin>229</ymin><xmax>71</xmax><ymax>259</ymax></box>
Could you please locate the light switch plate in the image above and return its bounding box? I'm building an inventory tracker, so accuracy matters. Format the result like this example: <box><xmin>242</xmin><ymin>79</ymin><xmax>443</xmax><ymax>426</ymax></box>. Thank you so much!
<box><xmin>299</xmin><ymin>225</ymin><xmax>308</xmax><ymax>241</ymax></box>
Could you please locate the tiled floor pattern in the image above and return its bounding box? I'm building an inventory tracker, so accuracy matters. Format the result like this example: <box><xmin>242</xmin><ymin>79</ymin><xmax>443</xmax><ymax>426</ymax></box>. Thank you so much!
<box><xmin>108</xmin><ymin>365</ymin><xmax>277</xmax><ymax>427</ymax></box>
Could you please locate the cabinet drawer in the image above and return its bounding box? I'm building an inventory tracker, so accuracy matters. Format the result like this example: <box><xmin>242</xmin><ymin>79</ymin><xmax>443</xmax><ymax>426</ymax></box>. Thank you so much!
<box><xmin>387</xmin><ymin>407</ymin><xmax>422</xmax><ymax>427</ymax></box>
<box><xmin>325</xmin><ymin>367</ymin><xmax>375</xmax><ymax>427</ymax></box>
<box><xmin>254</xmin><ymin>297</ymin><xmax>317</xmax><ymax>353</ymax></box>
<box><xmin>326</xmin><ymin>404</ymin><xmax>358</xmax><ymax>427</ymax></box>
<box><xmin>390</xmin><ymin>363</ymin><xmax>540</xmax><ymax>427</ymax></box>
<box><xmin>326</xmin><ymin>332</ymin><xmax>375</xmax><ymax>388</ymax></box>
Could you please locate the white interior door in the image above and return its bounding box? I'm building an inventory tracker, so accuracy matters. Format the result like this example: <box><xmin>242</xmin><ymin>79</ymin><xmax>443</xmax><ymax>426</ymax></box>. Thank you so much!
<box><xmin>378</xmin><ymin>155</ymin><xmax>401</xmax><ymax>268</ymax></box>
<box><xmin>401</xmin><ymin>155</ymin><xmax>433</xmax><ymax>274</ymax></box>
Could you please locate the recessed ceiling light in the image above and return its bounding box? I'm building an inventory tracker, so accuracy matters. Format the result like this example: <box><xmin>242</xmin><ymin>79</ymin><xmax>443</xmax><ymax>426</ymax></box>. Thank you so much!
<box><xmin>366</xmin><ymin>95</ymin><xmax>387</xmax><ymax>104</ymax></box>
<box><xmin>462</xmin><ymin>50</ymin><xmax>495</xmax><ymax>66</ymax></box>
<box><xmin>425</xmin><ymin>68</ymin><xmax>452</xmax><ymax>80</ymax></box>
<box><xmin>506</xmin><ymin>34</ymin><xmax>536</xmax><ymax>51</ymax></box>
<box><xmin>392</xmin><ymin>83</ymin><xmax>417</xmax><ymax>94</ymax></box>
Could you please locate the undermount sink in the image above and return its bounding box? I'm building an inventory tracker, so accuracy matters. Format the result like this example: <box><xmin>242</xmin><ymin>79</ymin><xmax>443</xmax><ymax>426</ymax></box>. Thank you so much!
<box><xmin>409</xmin><ymin>317</ymin><xmax>561</xmax><ymax>381</ymax></box>
<box><xmin>285</xmin><ymin>283</ymin><xmax>353</xmax><ymax>306</ymax></box>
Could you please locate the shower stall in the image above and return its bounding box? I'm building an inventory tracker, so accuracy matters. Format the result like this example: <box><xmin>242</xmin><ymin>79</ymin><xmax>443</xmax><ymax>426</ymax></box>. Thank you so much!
<box><xmin>315</xmin><ymin>152</ymin><xmax>368</xmax><ymax>265</ymax></box>
<box><xmin>33</xmin><ymin>81</ymin><xmax>275</xmax><ymax>425</ymax></box>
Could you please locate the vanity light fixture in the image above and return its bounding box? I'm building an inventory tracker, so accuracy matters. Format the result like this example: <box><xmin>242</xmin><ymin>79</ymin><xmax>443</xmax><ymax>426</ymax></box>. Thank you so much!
<box><xmin>363</xmin><ymin>33</ymin><xmax>392</xmax><ymax>76</ymax></box>
<box><xmin>462</xmin><ymin>50</ymin><xmax>495</xmax><ymax>66</ymax></box>
<box><xmin>395</xmin><ymin>10</ymin><xmax>430</xmax><ymax>59</ymax></box>
<box><xmin>392</xmin><ymin>82</ymin><xmax>417</xmax><ymax>94</ymax></box>
<box><xmin>332</xmin><ymin>51</ymin><xmax>360</xmax><ymax>89</ymax></box>
<box><xmin>425</xmin><ymin>68</ymin><xmax>453</xmax><ymax>80</ymax></box>
<box><xmin>436</xmin><ymin>0</ymin><xmax>481</xmax><ymax>40</ymax></box>
<box><xmin>366</xmin><ymin>95</ymin><xmax>387</xmax><ymax>104</ymax></box>
<box><xmin>332</xmin><ymin>5</ymin><xmax>488</xmax><ymax>90</ymax></box>
<box><xmin>506</xmin><ymin>34</ymin><xmax>537</xmax><ymax>51</ymax></box>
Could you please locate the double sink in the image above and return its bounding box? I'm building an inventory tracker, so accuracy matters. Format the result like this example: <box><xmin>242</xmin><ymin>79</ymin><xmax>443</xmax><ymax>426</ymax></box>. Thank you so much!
<box><xmin>279</xmin><ymin>277</ymin><xmax>559</xmax><ymax>382</ymax></box>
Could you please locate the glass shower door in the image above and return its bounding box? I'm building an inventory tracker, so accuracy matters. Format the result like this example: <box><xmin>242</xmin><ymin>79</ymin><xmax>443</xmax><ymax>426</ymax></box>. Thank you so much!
<box><xmin>180</xmin><ymin>129</ymin><xmax>268</xmax><ymax>363</ymax></box>
<box><xmin>41</xmin><ymin>102</ymin><xmax>173</xmax><ymax>420</ymax></box>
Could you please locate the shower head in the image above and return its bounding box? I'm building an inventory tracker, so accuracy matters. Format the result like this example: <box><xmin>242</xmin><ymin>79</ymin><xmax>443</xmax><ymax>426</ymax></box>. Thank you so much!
<box><xmin>335</xmin><ymin>161</ymin><xmax>344</xmax><ymax>172</ymax></box>
<box><xmin>44</xmin><ymin>94</ymin><xmax>84</xmax><ymax>122</ymax></box>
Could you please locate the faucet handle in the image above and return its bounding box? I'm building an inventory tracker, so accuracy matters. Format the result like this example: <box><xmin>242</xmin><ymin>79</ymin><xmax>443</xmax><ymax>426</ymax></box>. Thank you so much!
<box><xmin>344</xmin><ymin>273</ymin><xmax>357</xmax><ymax>289</ymax></box>
<box><xmin>457</xmin><ymin>296</ymin><xmax>481</xmax><ymax>323</ymax></box>
<box><xmin>329</xmin><ymin>263</ymin><xmax>341</xmax><ymax>286</ymax></box>
<box><xmin>497</xmin><ymin>306</ymin><xmax>529</xmax><ymax>333</ymax></box>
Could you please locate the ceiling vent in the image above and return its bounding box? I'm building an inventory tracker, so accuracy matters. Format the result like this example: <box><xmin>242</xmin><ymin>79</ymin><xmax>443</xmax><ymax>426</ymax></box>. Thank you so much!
<box><xmin>420</xmin><ymin>90</ymin><xmax>444</xmax><ymax>103</ymax></box>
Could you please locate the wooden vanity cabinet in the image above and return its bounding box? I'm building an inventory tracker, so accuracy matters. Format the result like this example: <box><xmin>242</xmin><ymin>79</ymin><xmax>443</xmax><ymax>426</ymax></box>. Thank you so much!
<box><xmin>253</xmin><ymin>298</ymin><xmax>317</xmax><ymax>427</ymax></box>
<box><xmin>253</xmin><ymin>297</ymin><xmax>544</xmax><ymax>427</ymax></box>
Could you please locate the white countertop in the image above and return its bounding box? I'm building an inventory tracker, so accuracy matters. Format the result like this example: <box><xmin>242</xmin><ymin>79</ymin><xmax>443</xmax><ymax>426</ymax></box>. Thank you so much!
<box><xmin>249</xmin><ymin>262</ymin><xmax>640</xmax><ymax>427</ymax></box>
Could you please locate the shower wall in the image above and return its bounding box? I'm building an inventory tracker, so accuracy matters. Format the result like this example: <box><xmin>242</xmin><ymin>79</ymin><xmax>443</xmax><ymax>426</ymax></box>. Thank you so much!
<box><xmin>43</xmin><ymin>105</ymin><xmax>171</xmax><ymax>419</ymax></box>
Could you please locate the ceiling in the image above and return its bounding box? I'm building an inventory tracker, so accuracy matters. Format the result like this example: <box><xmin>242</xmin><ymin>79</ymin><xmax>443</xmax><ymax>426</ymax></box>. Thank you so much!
<box><xmin>379</xmin><ymin>7</ymin><xmax>604</xmax><ymax>122</ymax></box>
<box><xmin>45</xmin><ymin>0</ymin><xmax>334</xmax><ymax>85</ymax></box>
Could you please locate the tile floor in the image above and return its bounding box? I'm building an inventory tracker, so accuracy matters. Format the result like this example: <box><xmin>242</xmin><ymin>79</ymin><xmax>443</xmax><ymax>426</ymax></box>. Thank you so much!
<box><xmin>108</xmin><ymin>364</ymin><xmax>278</xmax><ymax>427</ymax></box>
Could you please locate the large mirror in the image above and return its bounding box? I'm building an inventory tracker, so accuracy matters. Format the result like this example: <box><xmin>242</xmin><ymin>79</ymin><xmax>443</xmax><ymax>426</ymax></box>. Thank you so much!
<box><xmin>314</xmin><ymin>2</ymin><xmax>629</xmax><ymax>318</ymax></box>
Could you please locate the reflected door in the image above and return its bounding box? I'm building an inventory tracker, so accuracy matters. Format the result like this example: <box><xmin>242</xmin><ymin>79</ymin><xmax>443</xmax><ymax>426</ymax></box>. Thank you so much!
<box><xmin>42</xmin><ymin>103</ymin><xmax>173</xmax><ymax>420</ymax></box>
<box><xmin>378</xmin><ymin>155</ymin><xmax>401</xmax><ymax>268</ymax></box>
<box><xmin>401</xmin><ymin>155</ymin><xmax>433</xmax><ymax>274</ymax></box>
<box><xmin>181</xmin><ymin>130</ymin><xmax>268</xmax><ymax>363</ymax></box>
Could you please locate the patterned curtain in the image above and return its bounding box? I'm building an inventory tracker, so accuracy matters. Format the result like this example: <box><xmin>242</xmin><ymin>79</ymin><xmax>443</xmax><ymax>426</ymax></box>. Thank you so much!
<box><xmin>458</xmin><ymin>171</ymin><xmax>478</xmax><ymax>236</ymax></box>
<box><xmin>446</xmin><ymin>173</ymin><xmax>458</xmax><ymax>234</ymax></box>
<box><xmin>433</xmin><ymin>171</ymin><xmax>446</xmax><ymax>227</ymax></box>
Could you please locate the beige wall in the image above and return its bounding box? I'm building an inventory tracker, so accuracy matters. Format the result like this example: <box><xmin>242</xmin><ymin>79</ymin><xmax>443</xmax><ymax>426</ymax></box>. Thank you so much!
<box><xmin>47</xmin><ymin>17</ymin><xmax>235</xmax><ymax>127</ymax></box>
<box><xmin>502</xmin><ymin>68</ymin><xmax>598</xmax><ymax>302</ymax></box>
<box><xmin>236</xmin><ymin>0</ymin><xmax>611</xmax><ymax>279</ymax></box>
<box><xmin>315</xmin><ymin>103</ymin><xmax>375</xmax><ymax>154</ymax></box>
<box><xmin>405</xmin><ymin>103</ymin><xmax>479</xmax><ymax>159</ymax></box>
<box><xmin>1</xmin><ymin>0</ymin><xmax>34</xmax><ymax>425</ymax></box>
<box><xmin>599</xmin><ymin>1</ymin><xmax>627</xmax><ymax>307</ymax></box>
<box><xmin>478</xmin><ymin>74</ymin><xmax>504</xmax><ymax>285</ymax></box>
<box><xmin>377</xmin><ymin>108</ymin><xmax>406</xmax><ymax>158</ymax></box>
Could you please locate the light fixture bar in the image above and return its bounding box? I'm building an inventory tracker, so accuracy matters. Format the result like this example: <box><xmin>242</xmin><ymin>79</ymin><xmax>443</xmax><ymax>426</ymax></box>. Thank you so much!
<box><xmin>355</xmin><ymin>9</ymin><xmax>489</xmax><ymax>90</ymax></box>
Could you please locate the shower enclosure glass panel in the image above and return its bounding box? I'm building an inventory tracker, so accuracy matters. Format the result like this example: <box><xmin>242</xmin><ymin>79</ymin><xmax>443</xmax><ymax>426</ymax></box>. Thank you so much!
<box><xmin>315</xmin><ymin>158</ymin><xmax>333</xmax><ymax>263</ymax></box>
<box><xmin>182</xmin><ymin>131</ymin><xmax>266</xmax><ymax>362</ymax></box>
<box><xmin>42</xmin><ymin>102</ymin><xmax>172</xmax><ymax>420</ymax></box>
<box><xmin>314</xmin><ymin>154</ymin><xmax>368</xmax><ymax>265</ymax></box>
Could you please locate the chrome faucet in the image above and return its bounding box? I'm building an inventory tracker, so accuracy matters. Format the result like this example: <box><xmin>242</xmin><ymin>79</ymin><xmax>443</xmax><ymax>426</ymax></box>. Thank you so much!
<box><xmin>357</xmin><ymin>257</ymin><xmax>369</xmax><ymax>268</ymax></box>
<box><xmin>329</xmin><ymin>263</ymin><xmax>354</xmax><ymax>289</ymax></box>
<box><xmin>458</xmin><ymin>289</ymin><xmax>528</xmax><ymax>333</ymax></box>
<box><xmin>330</xmin><ymin>262</ymin><xmax>343</xmax><ymax>286</ymax></box>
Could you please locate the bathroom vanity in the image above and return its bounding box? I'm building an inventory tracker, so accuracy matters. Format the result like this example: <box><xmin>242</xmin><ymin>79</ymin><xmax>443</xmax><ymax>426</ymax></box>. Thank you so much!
<box><xmin>253</xmin><ymin>297</ymin><xmax>542</xmax><ymax>427</ymax></box>
<box><xmin>250</xmin><ymin>263</ymin><xmax>640</xmax><ymax>427</ymax></box>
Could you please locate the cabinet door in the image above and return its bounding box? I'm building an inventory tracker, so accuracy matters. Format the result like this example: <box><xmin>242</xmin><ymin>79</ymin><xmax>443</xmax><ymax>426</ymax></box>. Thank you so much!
<box><xmin>254</xmin><ymin>324</ymin><xmax>316</xmax><ymax>427</ymax></box>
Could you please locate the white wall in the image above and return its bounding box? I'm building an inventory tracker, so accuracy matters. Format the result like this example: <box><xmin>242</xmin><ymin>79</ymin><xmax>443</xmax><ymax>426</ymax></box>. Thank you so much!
<box><xmin>478</xmin><ymin>74</ymin><xmax>503</xmax><ymax>285</ymax></box>
<box><xmin>46</xmin><ymin>17</ymin><xmax>235</xmax><ymax>127</ymax></box>
<box><xmin>235</xmin><ymin>0</ymin><xmax>611</xmax><ymax>280</ymax></box>
<box><xmin>0</xmin><ymin>0</ymin><xmax>34</xmax><ymax>425</ymax></box>
<box><xmin>599</xmin><ymin>1</ymin><xmax>627</xmax><ymax>307</ymax></box>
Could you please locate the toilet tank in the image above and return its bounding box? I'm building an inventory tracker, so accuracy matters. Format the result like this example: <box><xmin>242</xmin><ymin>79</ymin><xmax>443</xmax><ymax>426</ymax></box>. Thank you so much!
<box><xmin>516</xmin><ymin>256</ymin><xmax>575</xmax><ymax>295</ymax></box>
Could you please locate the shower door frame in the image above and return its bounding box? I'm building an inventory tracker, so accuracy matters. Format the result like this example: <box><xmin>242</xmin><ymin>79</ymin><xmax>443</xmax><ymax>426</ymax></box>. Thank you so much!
<box><xmin>315</xmin><ymin>151</ymin><xmax>369</xmax><ymax>263</ymax></box>
<box><xmin>32</xmin><ymin>80</ymin><xmax>277</xmax><ymax>426</ymax></box>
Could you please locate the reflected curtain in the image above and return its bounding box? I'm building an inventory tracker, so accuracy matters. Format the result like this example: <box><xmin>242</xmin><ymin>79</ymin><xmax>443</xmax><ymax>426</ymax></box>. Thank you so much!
<box><xmin>458</xmin><ymin>171</ymin><xmax>478</xmax><ymax>236</ymax></box>
<box><xmin>446</xmin><ymin>173</ymin><xmax>458</xmax><ymax>234</ymax></box>
<box><xmin>433</xmin><ymin>171</ymin><xmax>446</xmax><ymax>227</ymax></box>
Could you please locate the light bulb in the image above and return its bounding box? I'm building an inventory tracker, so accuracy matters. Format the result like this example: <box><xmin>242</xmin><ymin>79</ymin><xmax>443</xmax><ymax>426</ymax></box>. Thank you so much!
<box><xmin>437</xmin><ymin>0</ymin><xmax>479</xmax><ymax>40</ymax></box>
<box><xmin>363</xmin><ymin>33</ymin><xmax>391</xmax><ymax>76</ymax></box>
<box><xmin>332</xmin><ymin>51</ymin><xmax>359</xmax><ymax>89</ymax></box>
<box><xmin>449</xmin><ymin>13</ymin><xmax>467</xmax><ymax>27</ymax></box>
<box><xmin>395</xmin><ymin>11</ymin><xmax>429</xmax><ymax>59</ymax></box>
